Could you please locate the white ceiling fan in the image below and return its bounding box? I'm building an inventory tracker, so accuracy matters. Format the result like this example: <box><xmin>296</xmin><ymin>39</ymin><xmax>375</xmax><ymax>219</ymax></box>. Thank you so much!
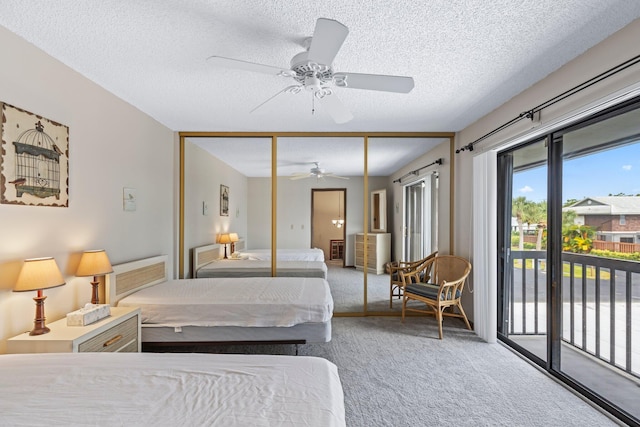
<box><xmin>208</xmin><ymin>18</ymin><xmax>414</xmax><ymax>124</ymax></box>
<box><xmin>289</xmin><ymin>162</ymin><xmax>349</xmax><ymax>180</ymax></box>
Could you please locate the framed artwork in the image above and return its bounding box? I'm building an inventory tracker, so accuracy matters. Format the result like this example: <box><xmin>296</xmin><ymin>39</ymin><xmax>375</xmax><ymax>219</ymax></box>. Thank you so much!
<box><xmin>0</xmin><ymin>102</ymin><xmax>69</xmax><ymax>207</ymax></box>
<box><xmin>220</xmin><ymin>184</ymin><xmax>229</xmax><ymax>216</ymax></box>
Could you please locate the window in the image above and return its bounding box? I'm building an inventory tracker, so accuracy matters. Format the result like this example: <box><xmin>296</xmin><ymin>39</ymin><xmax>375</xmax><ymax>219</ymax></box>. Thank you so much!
<box><xmin>620</xmin><ymin>214</ymin><xmax>626</xmax><ymax>225</ymax></box>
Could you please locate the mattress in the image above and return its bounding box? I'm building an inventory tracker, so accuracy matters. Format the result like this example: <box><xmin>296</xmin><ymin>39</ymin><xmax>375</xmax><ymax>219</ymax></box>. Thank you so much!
<box><xmin>0</xmin><ymin>352</ymin><xmax>346</xmax><ymax>427</ymax></box>
<box><xmin>117</xmin><ymin>277</ymin><xmax>333</xmax><ymax>328</ymax></box>
<box><xmin>196</xmin><ymin>259</ymin><xmax>328</xmax><ymax>279</ymax></box>
<box><xmin>238</xmin><ymin>248</ymin><xmax>325</xmax><ymax>262</ymax></box>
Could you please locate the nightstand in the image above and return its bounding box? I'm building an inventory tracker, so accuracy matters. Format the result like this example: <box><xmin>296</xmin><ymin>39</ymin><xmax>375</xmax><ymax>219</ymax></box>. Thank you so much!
<box><xmin>7</xmin><ymin>306</ymin><xmax>141</xmax><ymax>354</ymax></box>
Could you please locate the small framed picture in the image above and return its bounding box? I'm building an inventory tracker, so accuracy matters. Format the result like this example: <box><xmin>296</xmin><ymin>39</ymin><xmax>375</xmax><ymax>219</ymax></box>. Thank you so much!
<box><xmin>220</xmin><ymin>184</ymin><xmax>229</xmax><ymax>216</ymax></box>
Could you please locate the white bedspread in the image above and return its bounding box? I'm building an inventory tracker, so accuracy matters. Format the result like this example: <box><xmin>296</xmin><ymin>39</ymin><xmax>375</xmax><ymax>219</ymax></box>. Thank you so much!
<box><xmin>197</xmin><ymin>259</ymin><xmax>328</xmax><ymax>279</ymax></box>
<box><xmin>0</xmin><ymin>352</ymin><xmax>345</xmax><ymax>427</ymax></box>
<box><xmin>117</xmin><ymin>277</ymin><xmax>333</xmax><ymax>327</ymax></box>
<box><xmin>238</xmin><ymin>248</ymin><xmax>325</xmax><ymax>262</ymax></box>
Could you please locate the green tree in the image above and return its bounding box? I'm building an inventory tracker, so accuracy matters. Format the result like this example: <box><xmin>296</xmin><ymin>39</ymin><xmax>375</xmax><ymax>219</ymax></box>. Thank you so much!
<box><xmin>532</xmin><ymin>201</ymin><xmax>547</xmax><ymax>250</ymax></box>
<box><xmin>562</xmin><ymin>209</ymin><xmax>577</xmax><ymax>228</ymax></box>
<box><xmin>512</xmin><ymin>196</ymin><xmax>529</xmax><ymax>250</ymax></box>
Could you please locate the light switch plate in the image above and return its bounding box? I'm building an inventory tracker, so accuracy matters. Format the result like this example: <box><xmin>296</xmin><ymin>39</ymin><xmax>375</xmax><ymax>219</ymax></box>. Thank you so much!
<box><xmin>203</xmin><ymin>201</ymin><xmax>209</xmax><ymax>215</ymax></box>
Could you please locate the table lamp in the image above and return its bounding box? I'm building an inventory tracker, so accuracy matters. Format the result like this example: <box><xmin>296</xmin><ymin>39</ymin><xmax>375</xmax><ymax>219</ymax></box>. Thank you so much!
<box><xmin>218</xmin><ymin>233</ymin><xmax>232</xmax><ymax>259</ymax></box>
<box><xmin>229</xmin><ymin>233</ymin><xmax>239</xmax><ymax>254</ymax></box>
<box><xmin>14</xmin><ymin>257</ymin><xmax>66</xmax><ymax>336</ymax></box>
<box><xmin>76</xmin><ymin>249</ymin><xmax>113</xmax><ymax>304</ymax></box>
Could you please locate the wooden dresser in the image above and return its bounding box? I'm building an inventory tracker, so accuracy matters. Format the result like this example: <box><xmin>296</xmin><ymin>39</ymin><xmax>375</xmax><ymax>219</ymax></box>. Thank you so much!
<box><xmin>354</xmin><ymin>233</ymin><xmax>391</xmax><ymax>274</ymax></box>
<box><xmin>7</xmin><ymin>306</ymin><xmax>141</xmax><ymax>354</ymax></box>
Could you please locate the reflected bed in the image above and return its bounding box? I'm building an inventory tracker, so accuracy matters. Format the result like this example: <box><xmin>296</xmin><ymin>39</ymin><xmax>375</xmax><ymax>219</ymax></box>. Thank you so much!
<box><xmin>193</xmin><ymin>244</ymin><xmax>327</xmax><ymax>279</ymax></box>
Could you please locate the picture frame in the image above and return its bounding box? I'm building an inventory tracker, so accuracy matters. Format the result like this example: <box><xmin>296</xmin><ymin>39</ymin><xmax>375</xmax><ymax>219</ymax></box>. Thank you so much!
<box><xmin>220</xmin><ymin>184</ymin><xmax>229</xmax><ymax>216</ymax></box>
<box><xmin>0</xmin><ymin>102</ymin><xmax>69</xmax><ymax>207</ymax></box>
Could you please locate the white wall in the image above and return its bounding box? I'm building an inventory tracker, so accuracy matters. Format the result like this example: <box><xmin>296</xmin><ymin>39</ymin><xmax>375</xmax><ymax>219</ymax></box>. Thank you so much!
<box><xmin>454</xmin><ymin>18</ymin><xmax>640</xmax><ymax>326</ymax></box>
<box><xmin>183</xmin><ymin>142</ymin><xmax>248</xmax><ymax>277</ymax></box>
<box><xmin>0</xmin><ymin>26</ymin><xmax>174</xmax><ymax>352</ymax></box>
<box><xmin>246</xmin><ymin>176</ymin><xmax>391</xmax><ymax>265</ymax></box>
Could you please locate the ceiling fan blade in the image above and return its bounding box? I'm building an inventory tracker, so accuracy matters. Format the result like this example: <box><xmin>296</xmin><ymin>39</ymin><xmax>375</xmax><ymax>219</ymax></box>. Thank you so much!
<box><xmin>324</xmin><ymin>173</ymin><xmax>350</xmax><ymax>180</ymax></box>
<box><xmin>307</xmin><ymin>18</ymin><xmax>349</xmax><ymax>66</ymax></box>
<box><xmin>289</xmin><ymin>173</ymin><xmax>312</xmax><ymax>180</ymax></box>
<box><xmin>334</xmin><ymin>72</ymin><xmax>414</xmax><ymax>93</ymax></box>
<box><xmin>316</xmin><ymin>92</ymin><xmax>354</xmax><ymax>124</ymax></box>
<box><xmin>250</xmin><ymin>85</ymin><xmax>301</xmax><ymax>115</ymax></box>
<box><xmin>207</xmin><ymin>55</ymin><xmax>293</xmax><ymax>76</ymax></box>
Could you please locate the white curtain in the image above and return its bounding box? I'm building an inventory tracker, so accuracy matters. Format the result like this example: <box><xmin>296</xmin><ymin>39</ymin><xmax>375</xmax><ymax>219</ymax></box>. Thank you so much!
<box><xmin>472</xmin><ymin>151</ymin><xmax>498</xmax><ymax>343</ymax></box>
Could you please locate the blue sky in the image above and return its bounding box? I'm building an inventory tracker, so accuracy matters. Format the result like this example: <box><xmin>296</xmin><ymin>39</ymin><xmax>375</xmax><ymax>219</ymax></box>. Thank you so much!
<box><xmin>513</xmin><ymin>142</ymin><xmax>640</xmax><ymax>204</ymax></box>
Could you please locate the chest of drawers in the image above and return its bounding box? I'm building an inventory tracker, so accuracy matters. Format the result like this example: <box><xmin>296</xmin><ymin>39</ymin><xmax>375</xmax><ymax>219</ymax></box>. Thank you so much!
<box><xmin>354</xmin><ymin>232</ymin><xmax>391</xmax><ymax>274</ymax></box>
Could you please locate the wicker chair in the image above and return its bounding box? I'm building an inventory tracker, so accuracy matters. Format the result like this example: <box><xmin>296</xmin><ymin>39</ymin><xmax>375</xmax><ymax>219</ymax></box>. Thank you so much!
<box><xmin>387</xmin><ymin>251</ymin><xmax>437</xmax><ymax>308</ymax></box>
<box><xmin>400</xmin><ymin>255</ymin><xmax>472</xmax><ymax>339</ymax></box>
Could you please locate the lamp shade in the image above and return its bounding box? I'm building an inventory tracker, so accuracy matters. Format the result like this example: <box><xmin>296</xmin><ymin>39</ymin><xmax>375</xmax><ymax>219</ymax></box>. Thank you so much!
<box><xmin>14</xmin><ymin>257</ymin><xmax>66</xmax><ymax>292</ymax></box>
<box><xmin>218</xmin><ymin>233</ymin><xmax>232</xmax><ymax>244</ymax></box>
<box><xmin>76</xmin><ymin>250</ymin><xmax>113</xmax><ymax>277</ymax></box>
<box><xmin>229</xmin><ymin>233</ymin><xmax>239</xmax><ymax>243</ymax></box>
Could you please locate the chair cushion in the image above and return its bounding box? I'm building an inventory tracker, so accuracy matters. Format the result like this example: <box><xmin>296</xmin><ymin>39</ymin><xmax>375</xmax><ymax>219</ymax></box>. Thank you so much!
<box><xmin>405</xmin><ymin>283</ymin><xmax>439</xmax><ymax>299</ymax></box>
<box><xmin>405</xmin><ymin>283</ymin><xmax>461</xmax><ymax>300</ymax></box>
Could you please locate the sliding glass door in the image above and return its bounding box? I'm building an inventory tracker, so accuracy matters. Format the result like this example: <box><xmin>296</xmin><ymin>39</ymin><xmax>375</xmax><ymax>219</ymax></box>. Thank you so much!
<box><xmin>403</xmin><ymin>174</ymin><xmax>436</xmax><ymax>262</ymax></box>
<box><xmin>497</xmin><ymin>98</ymin><xmax>640</xmax><ymax>424</ymax></box>
<box><xmin>498</xmin><ymin>138</ymin><xmax>549</xmax><ymax>363</ymax></box>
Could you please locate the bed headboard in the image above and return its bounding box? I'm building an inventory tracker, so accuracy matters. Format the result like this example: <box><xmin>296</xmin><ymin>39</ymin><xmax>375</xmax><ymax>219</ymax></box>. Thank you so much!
<box><xmin>192</xmin><ymin>243</ymin><xmax>220</xmax><ymax>273</ymax></box>
<box><xmin>105</xmin><ymin>255</ymin><xmax>168</xmax><ymax>305</ymax></box>
<box><xmin>192</xmin><ymin>240</ymin><xmax>246</xmax><ymax>273</ymax></box>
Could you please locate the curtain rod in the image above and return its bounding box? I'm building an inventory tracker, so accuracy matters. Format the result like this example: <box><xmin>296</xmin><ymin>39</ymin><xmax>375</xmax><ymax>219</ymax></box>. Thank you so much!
<box><xmin>456</xmin><ymin>53</ymin><xmax>640</xmax><ymax>154</ymax></box>
<box><xmin>393</xmin><ymin>158</ymin><xmax>442</xmax><ymax>183</ymax></box>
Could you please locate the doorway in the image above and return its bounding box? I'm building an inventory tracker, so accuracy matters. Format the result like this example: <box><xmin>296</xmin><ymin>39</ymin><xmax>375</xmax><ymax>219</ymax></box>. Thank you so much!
<box><xmin>312</xmin><ymin>189</ymin><xmax>346</xmax><ymax>266</ymax></box>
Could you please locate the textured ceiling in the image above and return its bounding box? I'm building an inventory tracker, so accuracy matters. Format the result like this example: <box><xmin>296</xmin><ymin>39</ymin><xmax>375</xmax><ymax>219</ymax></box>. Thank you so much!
<box><xmin>1</xmin><ymin>0</ymin><xmax>640</xmax><ymax>134</ymax></box>
<box><xmin>2</xmin><ymin>1</ymin><xmax>640</xmax><ymax>178</ymax></box>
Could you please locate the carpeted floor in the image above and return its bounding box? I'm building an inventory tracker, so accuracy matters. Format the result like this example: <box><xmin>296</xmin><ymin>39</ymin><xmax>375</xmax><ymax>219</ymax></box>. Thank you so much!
<box><xmin>154</xmin><ymin>316</ymin><xmax>620</xmax><ymax>426</ymax></box>
<box><xmin>327</xmin><ymin>260</ymin><xmax>401</xmax><ymax>313</ymax></box>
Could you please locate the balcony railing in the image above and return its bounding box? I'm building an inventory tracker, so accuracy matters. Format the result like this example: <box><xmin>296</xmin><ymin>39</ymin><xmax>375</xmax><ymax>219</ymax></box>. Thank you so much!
<box><xmin>508</xmin><ymin>250</ymin><xmax>639</xmax><ymax>380</ymax></box>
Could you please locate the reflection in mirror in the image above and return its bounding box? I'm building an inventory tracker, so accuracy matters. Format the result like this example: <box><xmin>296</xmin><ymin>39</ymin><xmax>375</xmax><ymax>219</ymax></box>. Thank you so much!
<box><xmin>183</xmin><ymin>137</ymin><xmax>271</xmax><ymax>278</ymax></box>
<box><xmin>371</xmin><ymin>189</ymin><xmax>387</xmax><ymax>232</ymax></box>
<box><xmin>365</xmin><ymin>137</ymin><xmax>448</xmax><ymax>313</ymax></box>
<box><xmin>278</xmin><ymin>137</ymin><xmax>365</xmax><ymax>313</ymax></box>
<box><xmin>180</xmin><ymin>134</ymin><xmax>452</xmax><ymax>315</ymax></box>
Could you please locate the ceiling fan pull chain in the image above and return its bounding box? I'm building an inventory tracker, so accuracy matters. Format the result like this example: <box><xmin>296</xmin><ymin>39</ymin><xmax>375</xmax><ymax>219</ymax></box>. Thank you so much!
<box><xmin>312</xmin><ymin>94</ymin><xmax>315</xmax><ymax>115</ymax></box>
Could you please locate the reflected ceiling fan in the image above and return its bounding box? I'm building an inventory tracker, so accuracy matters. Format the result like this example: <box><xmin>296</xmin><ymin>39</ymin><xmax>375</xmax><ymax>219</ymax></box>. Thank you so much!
<box><xmin>289</xmin><ymin>162</ymin><xmax>349</xmax><ymax>180</ymax></box>
<box><xmin>208</xmin><ymin>18</ymin><xmax>414</xmax><ymax>124</ymax></box>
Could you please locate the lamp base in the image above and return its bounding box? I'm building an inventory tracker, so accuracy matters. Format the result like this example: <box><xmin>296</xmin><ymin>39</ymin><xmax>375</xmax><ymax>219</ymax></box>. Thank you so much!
<box><xmin>30</xmin><ymin>294</ymin><xmax>50</xmax><ymax>336</ymax></box>
<box><xmin>223</xmin><ymin>244</ymin><xmax>228</xmax><ymax>259</ymax></box>
<box><xmin>90</xmin><ymin>277</ymin><xmax>100</xmax><ymax>305</ymax></box>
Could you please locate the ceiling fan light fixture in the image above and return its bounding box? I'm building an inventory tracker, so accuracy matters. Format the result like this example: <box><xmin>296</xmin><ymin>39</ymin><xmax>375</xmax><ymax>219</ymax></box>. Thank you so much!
<box><xmin>207</xmin><ymin>18</ymin><xmax>414</xmax><ymax>124</ymax></box>
<box><xmin>305</xmin><ymin>75</ymin><xmax>322</xmax><ymax>92</ymax></box>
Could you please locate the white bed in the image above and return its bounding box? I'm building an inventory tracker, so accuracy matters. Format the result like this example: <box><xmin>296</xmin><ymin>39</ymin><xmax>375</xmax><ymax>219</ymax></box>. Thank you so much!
<box><xmin>0</xmin><ymin>352</ymin><xmax>346</xmax><ymax>426</ymax></box>
<box><xmin>196</xmin><ymin>259</ymin><xmax>328</xmax><ymax>279</ymax></box>
<box><xmin>193</xmin><ymin>244</ymin><xmax>328</xmax><ymax>279</ymax></box>
<box><xmin>238</xmin><ymin>248</ymin><xmax>325</xmax><ymax>261</ymax></box>
<box><xmin>106</xmin><ymin>255</ymin><xmax>333</xmax><ymax>345</ymax></box>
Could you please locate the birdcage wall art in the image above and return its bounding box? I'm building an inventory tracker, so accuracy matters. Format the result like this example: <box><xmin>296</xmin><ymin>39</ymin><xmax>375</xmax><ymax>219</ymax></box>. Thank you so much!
<box><xmin>1</xmin><ymin>102</ymin><xmax>69</xmax><ymax>207</ymax></box>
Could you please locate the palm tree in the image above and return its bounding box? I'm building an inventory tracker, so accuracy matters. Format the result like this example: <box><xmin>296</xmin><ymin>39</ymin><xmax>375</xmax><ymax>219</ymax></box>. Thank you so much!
<box><xmin>529</xmin><ymin>201</ymin><xmax>547</xmax><ymax>250</ymax></box>
<box><xmin>512</xmin><ymin>196</ymin><xmax>529</xmax><ymax>250</ymax></box>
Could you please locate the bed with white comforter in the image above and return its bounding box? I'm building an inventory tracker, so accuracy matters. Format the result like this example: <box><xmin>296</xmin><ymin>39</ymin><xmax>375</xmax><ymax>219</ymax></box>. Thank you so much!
<box><xmin>106</xmin><ymin>255</ymin><xmax>334</xmax><ymax>344</ymax></box>
<box><xmin>0</xmin><ymin>352</ymin><xmax>345</xmax><ymax>426</ymax></box>
<box><xmin>238</xmin><ymin>248</ymin><xmax>325</xmax><ymax>261</ymax></box>
<box><xmin>195</xmin><ymin>259</ymin><xmax>328</xmax><ymax>279</ymax></box>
